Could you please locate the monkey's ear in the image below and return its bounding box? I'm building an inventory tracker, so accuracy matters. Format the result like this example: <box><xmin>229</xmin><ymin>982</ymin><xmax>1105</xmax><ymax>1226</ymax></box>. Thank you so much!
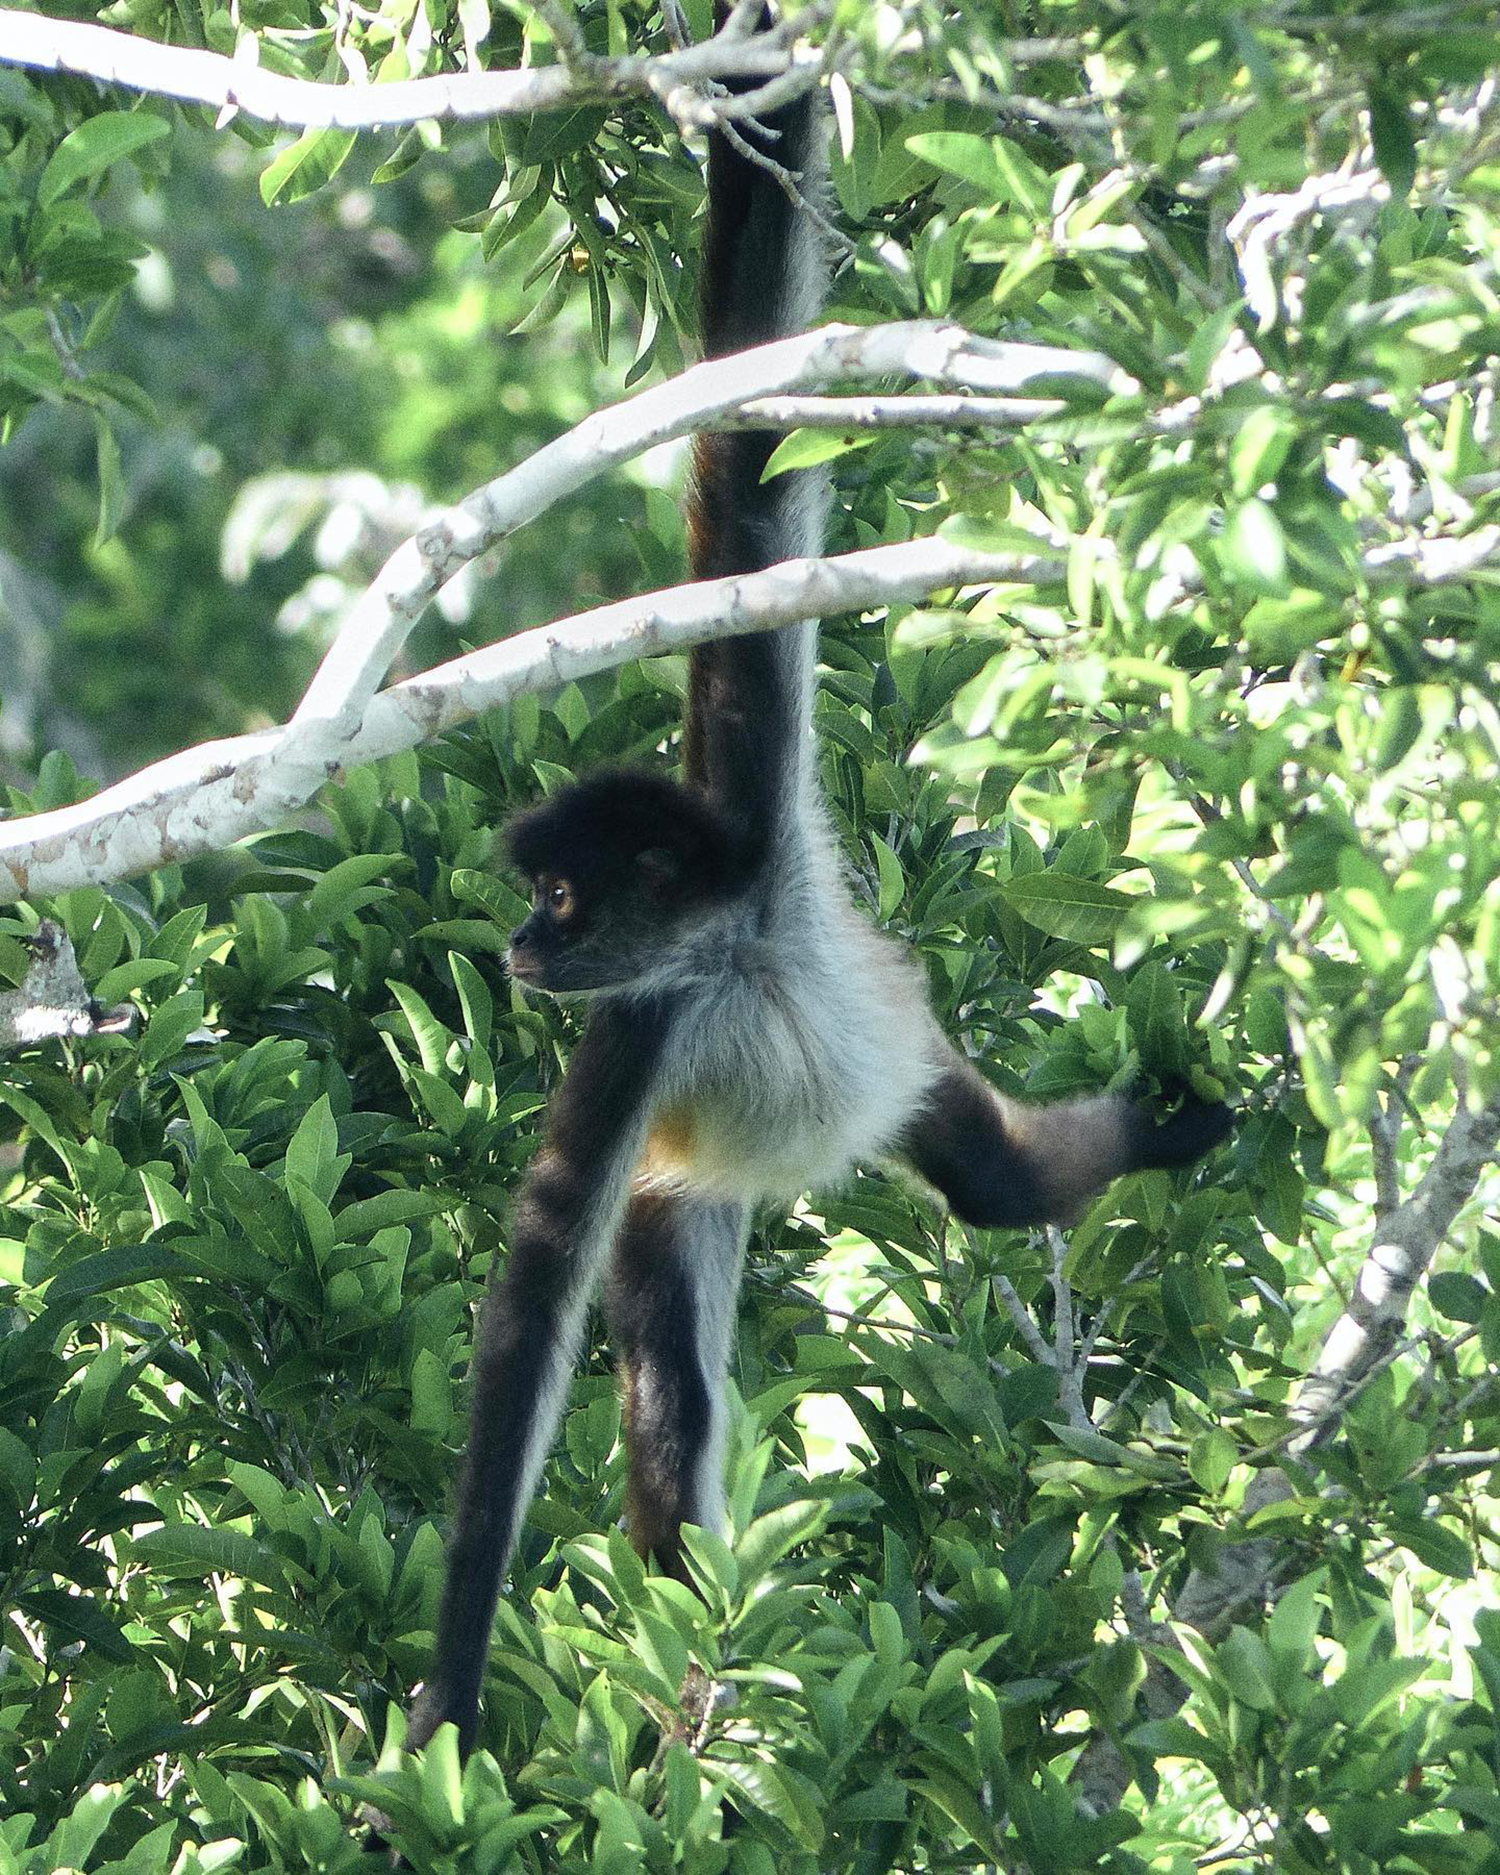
<box><xmin>636</xmin><ymin>847</ymin><xmax>683</xmax><ymax>895</ymax></box>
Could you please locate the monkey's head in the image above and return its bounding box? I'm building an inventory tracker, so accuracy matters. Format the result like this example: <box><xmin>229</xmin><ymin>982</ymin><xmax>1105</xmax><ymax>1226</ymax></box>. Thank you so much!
<box><xmin>504</xmin><ymin>768</ymin><xmax>750</xmax><ymax>993</ymax></box>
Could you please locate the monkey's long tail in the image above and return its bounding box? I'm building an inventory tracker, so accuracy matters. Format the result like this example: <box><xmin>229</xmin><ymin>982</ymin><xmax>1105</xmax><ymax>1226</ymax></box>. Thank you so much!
<box><xmin>682</xmin><ymin>7</ymin><xmax>827</xmax><ymax>827</ymax></box>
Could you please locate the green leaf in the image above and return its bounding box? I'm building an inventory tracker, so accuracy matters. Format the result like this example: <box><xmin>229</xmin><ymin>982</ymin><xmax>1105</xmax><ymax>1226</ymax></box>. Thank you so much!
<box><xmin>1044</xmin><ymin>1421</ymin><xmax>1177</xmax><ymax>1479</ymax></box>
<box><xmin>450</xmin><ymin>867</ymin><xmax>528</xmax><ymax>924</ymax></box>
<box><xmin>387</xmin><ymin>981</ymin><xmax>453</xmax><ymax>1076</ymax></box>
<box><xmin>762</xmin><ymin>428</ymin><xmax>879</xmax><ymax>478</ymax></box>
<box><xmin>715</xmin><ymin>1759</ymin><xmax>825</xmax><ymax>1850</ymax></box>
<box><xmin>1428</xmin><ymin>1271</ymin><xmax>1486</xmax><ymax>1323</ymax></box>
<box><xmin>1330</xmin><ymin>1653</ymin><xmax>1426</xmax><ymax>1726</ymax></box>
<box><xmin>1229</xmin><ymin>406</ymin><xmax>1296</xmax><ymax>498</ymax></box>
<box><xmin>94</xmin><ymin>417</ymin><xmax>123</xmax><ymax>546</ymax></box>
<box><xmin>1392</xmin><ymin>1518</ymin><xmax>1473</xmax><ymax>1580</ymax></box>
<box><xmin>1126</xmin><ymin>959</ymin><xmax>1185</xmax><ymax>1072</ymax></box>
<box><xmin>735</xmin><ymin>1499</ymin><xmax>828</xmax><ymax>1585</ymax></box>
<box><xmin>870</xmin><ymin>832</ymin><xmax>905</xmax><ymax>920</ymax></box>
<box><xmin>998</xmin><ymin>871</ymin><xmax>1131</xmax><ymax>943</ymax></box>
<box><xmin>906</xmin><ymin>131</ymin><xmax>1050</xmax><ymax>215</ymax></box>
<box><xmin>335</xmin><ymin>1188</ymin><xmax>451</xmax><ymax>1238</ymax></box>
<box><xmin>91</xmin><ymin>956</ymin><xmax>180</xmax><ymax>1002</ymax></box>
<box><xmin>307</xmin><ymin>851</ymin><xmax>400</xmax><ymax>928</ymax></box>
<box><xmin>131</xmin><ymin>1524</ymin><xmax>288</xmax><ymax>1587</ymax></box>
<box><xmin>17</xmin><ymin>1588</ymin><xmax>134</xmax><ymax>1662</ymax></box>
<box><xmin>1221</xmin><ymin>499</ymin><xmax>1289</xmax><ymax>594</ymax></box>
<box><xmin>1187</xmin><ymin>1429</ymin><xmax>1236</xmax><ymax>1496</ymax></box>
<box><xmin>905</xmin><ymin>131</ymin><xmax>1008</xmax><ymax>195</ymax></box>
<box><xmin>284</xmin><ymin>1095</ymin><xmax>349</xmax><ymax>1209</ymax></box>
<box><xmin>516</xmin><ymin>106</ymin><xmax>608</xmax><ymax>168</ymax></box>
<box><xmin>449</xmin><ymin>949</ymin><xmax>493</xmax><ymax>1053</ymax></box>
<box><xmin>38</xmin><ymin>111</ymin><xmax>170</xmax><ymax>208</ymax></box>
<box><xmin>138</xmin><ymin>989</ymin><xmax>205</xmax><ymax>1072</ymax></box>
<box><xmin>1367</xmin><ymin>84</ymin><xmax>1417</xmax><ymax>195</ymax></box>
<box><xmin>408</xmin><ymin>1066</ymin><xmax>469</xmax><ymax>1138</ymax></box>
<box><xmin>43</xmin><ymin>1245</ymin><xmax>181</xmax><ymax>1307</ymax></box>
<box><xmin>410</xmin><ymin>1346</ymin><xmax>452</xmax><ymax>1438</ymax></box>
<box><xmin>260</xmin><ymin>127</ymin><xmax>357</xmax><ymax>206</ymax></box>
<box><xmin>1243</xmin><ymin>589</ymin><xmax>1341</xmax><ymax>662</ymax></box>
<box><xmin>1266</xmin><ymin>1571</ymin><xmax>1323</xmax><ymax>1662</ymax></box>
<box><xmin>1216</xmin><ymin>1627</ymin><xmax>1277</xmax><ymax>1712</ymax></box>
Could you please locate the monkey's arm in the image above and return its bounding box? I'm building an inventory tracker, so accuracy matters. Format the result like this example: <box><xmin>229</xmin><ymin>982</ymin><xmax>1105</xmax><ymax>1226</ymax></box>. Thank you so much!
<box><xmin>901</xmin><ymin>1052</ymin><xmax>1234</xmax><ymax>1229</ymax></box>
<box><xmin>410</xmin><ymin>997</ymin><xmax>669</xmax><ymax>1754</ymax></box>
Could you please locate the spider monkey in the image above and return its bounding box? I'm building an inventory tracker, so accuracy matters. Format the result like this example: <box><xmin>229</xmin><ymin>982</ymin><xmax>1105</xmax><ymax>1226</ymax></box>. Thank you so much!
<box><xmin>408</xmin><ymin>19</ymin><xmax>1233</xmax><ymax>1756</ymax></box>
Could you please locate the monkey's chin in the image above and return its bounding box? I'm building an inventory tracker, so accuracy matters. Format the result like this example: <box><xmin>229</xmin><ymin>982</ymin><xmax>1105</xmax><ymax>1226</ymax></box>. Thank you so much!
<box><xmin>505</xmin><ymin>948</ymin><xmax>554</xmax><ymax>992</ymax></box>
<box><xmin>506</xmin><ymin>955</ymin><xmax>556</xmax><ymax>995</ymax></box>
<box><xmin>505</xmin><ymin>950</ymin><xmax>606</xmax><ymax>1001</ymax></box>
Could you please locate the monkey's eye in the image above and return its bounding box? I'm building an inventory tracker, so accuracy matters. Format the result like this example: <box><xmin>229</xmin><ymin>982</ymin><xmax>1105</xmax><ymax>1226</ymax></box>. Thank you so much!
<box><xmin>547</xmin><ymin>879</ymin><xmax>575</xmax><ymax>919</ymax></box>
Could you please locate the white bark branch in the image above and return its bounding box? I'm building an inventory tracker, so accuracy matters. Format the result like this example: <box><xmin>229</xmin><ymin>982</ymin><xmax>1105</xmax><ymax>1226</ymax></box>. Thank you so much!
<box><xmin>0</xmin><ymin>315</ymin><xmax>1120</xmax><ymax>903</ymax></box>
<box><xmin>1370</xmin><ymin>1056</ymin><xmax>1418</xmax><ymax>1219</ymax></box>
<box><xmin>731</xmin><ymin>392</ymin><xmax>1071</xmax><ymax>429</ymax></box>
<box><xmin>1</xmin><ymin>293</ymin><xmax>1492</xmax><ymax>904</ymax></box>
<box><xmin>0</xmin><ymin>6</ymin><xmax>818</xmax><ymax>134</ymax></box>
<box><xmin>4</xmin><ymin>297</ymin><xmax>1495</xmax><ymax>904</ymax></box>
<box><xmin>1072</xmin><ymin>1087</ymin><xmax>1500</xmax><ymax>1814</ymax></box>
<box><xmin>273</xmin><ymin>320</ymin><xmax>1129</xmax><ymax>743</ymax></box>
<box><xmin>1229</xmin><ymin>166</ymin><xmax>1390</xmax><ymax>328</ymax></box>
<box><xmin>0</xmin><ymin>534</ymin><xmax>1062</xmax><ymax>904</ymax></box>
<box><xmin>1364</xmin><ymin>523</ymin><xmax>1500</xmax><ymax>587</ymax></box>
<box><xmin>1291</xmin><ymin>1095</ymin><xmax>1500</xmax><ymax>1449</ymax></box>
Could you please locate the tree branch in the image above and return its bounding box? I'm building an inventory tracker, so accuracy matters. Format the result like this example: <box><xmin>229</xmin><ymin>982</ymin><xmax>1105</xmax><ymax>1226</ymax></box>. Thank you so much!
<box><xmin>0</xmin><ymin>316</ymin><xmax>1116</xmax><ymax>905</ymax></box>
<box><xmin>1291</xmin><ymin>1094</ymin><xmax>1500</xmax><ymax>1449</ymax></box>
<box><xmin>1070</xmin><ymin>1086</ymin><xmax>1500</xmax><ymax>1815</ymax></box>
<box><xmin>0</xmin><ymin>5</ymin><xmax>819</xmax><ymax>136</ymax></box>
<box><xmin>0</xmin><ymin>309</ymin><xmax>1126</xmax><ymax>905</ymax></box>
<box><xmin>1369</xmin><ymin>1056</ymin><xmax>1419</xmax><ymax>1220</ymax></box>
<box><xmin>288</xmin><ymin>319</ymin><xmax>1128</xmax><ymax>745</ymax></box>
<box><xmin>0</xmin><ymin>532</ymin><xmax>1063</xmax><ymax>903</ymax></box>
<box><xmin>731</xmin><ymin>392</ymin><xmax>1072</xmax><ymax>430</ymax></box>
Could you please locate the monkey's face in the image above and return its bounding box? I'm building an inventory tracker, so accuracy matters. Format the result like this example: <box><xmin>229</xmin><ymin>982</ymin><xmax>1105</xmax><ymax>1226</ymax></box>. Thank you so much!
<box><xmin>503</xmin><ymin>768</ymin><xmax>751</xmax><ymax>994</ymax></box>
<box><xmin>508</xmin><ymin>848</ymin><xmax>700</xmax><ymax>994</ymax></box>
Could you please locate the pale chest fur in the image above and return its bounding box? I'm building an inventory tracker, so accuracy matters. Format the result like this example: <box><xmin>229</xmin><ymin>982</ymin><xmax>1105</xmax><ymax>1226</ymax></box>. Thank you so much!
<box><xmin>640</xmin><ymin>872</ymin><xmax>944</xmax><ymax>1203</ymax></box>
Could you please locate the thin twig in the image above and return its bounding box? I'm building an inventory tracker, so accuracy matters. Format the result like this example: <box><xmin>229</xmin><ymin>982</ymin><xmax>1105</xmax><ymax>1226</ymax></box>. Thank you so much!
<box><xmin>991</xmin><ymin>1273</ymin><xmax>1054</xmax><ymax>1365</ymax></box>
<box><xmin>1369</xmin><ymin>1056</ymin><xmax>1418</xmax><ymax>1219</ymax></box>
<box><xmin>1047</xmin><ymin>1224</ymin><xmax>1086</xmax><ymax>1428</ymax></box>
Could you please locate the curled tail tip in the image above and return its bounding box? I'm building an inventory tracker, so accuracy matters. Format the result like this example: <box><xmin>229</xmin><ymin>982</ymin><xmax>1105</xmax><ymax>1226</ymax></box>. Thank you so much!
<box><xmin>1131</xmin><ymin>1096</ymin><xmax>1236</xmax><ymax>1173</ymax></box>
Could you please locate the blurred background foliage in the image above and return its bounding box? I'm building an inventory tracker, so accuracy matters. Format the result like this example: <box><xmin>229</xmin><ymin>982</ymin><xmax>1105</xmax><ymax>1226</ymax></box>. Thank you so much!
<box><xmin>2</xmin><ymin>0</ymin><xmax>1500</xmax><ymax>1870</ymax></box>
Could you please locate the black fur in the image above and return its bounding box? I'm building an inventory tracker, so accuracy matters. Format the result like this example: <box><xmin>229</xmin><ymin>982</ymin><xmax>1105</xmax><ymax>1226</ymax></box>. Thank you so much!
<box><xmin>605</xmin><ymin>1191</ymin><xmax>714</xmax><ymax>1582</ymax></box>
<box><xmin>682</xmin><ymin>43</ymin><xmax>821</xmax><ymax>838</ymax></box>
<box><xmin>409</xmin><ymin>997</ymin><xmax>672</xmax><ymax>1754</ymax></box>
<box><xmin>1126</xmin><ymin>1095</ymin><xmax>1236</xmax><ymax>1172</ymax></box>
<box><xmin>505</xmin><ymin>769</ymin><xmax>756</xmax><ymax>992</ymax></box>
<box><xmin>507</xmin><ymin>767</ymin><xmax>750</xmax><ymax>898</ymax></box>
<box><xmin>902</xmin><ymin>1061</ymin><xmax>1234</xmax><ymax>1230</ymax></box>
<box><xmin>899</xmin><ymin>1061</ymin><xmax>1054</xmax><ymax>1229</ymax></box>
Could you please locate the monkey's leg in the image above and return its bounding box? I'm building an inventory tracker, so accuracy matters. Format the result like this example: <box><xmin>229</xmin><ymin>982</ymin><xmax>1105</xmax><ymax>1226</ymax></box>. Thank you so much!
<box><xmin>409</xmin><ymin>1003</ymin><xmax>667</xmax><ymax>1756</ymax></box>
<box><xmin>898</xmin><ymin>1051</ymin><xmax>1233</xmax><ymax>1229</ymax></box>
<box><xmin>605</xmin><ymin>1189</ymin><xmax>748</xmax><ymax>1581</ymax></box>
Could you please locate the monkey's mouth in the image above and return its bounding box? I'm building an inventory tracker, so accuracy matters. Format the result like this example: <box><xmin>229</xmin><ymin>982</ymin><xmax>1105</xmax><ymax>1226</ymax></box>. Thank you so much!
<box><xmin>507</xmin><ymin>950</ymin><xmax>612</xmax><ymax>1001</ymax></box>
<box><xmin>506</xmin><ymin>948</ymin><xmax>546</xmax><ymax>986</ymax></box>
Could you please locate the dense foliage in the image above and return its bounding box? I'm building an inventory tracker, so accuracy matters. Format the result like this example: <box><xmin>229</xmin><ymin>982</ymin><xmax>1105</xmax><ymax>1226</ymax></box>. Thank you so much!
<box><xmin>2</xmin><ymin>1</ymin><xmax>1500</xmax><ymax>1869</ymax></box>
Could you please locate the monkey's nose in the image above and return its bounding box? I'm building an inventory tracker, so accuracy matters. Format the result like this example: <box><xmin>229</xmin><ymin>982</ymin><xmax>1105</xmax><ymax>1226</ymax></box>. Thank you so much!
<box><xmin>507</xmin><ymin>926</ymin><xmax>542</xmax><ymax>984</ymax></box>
